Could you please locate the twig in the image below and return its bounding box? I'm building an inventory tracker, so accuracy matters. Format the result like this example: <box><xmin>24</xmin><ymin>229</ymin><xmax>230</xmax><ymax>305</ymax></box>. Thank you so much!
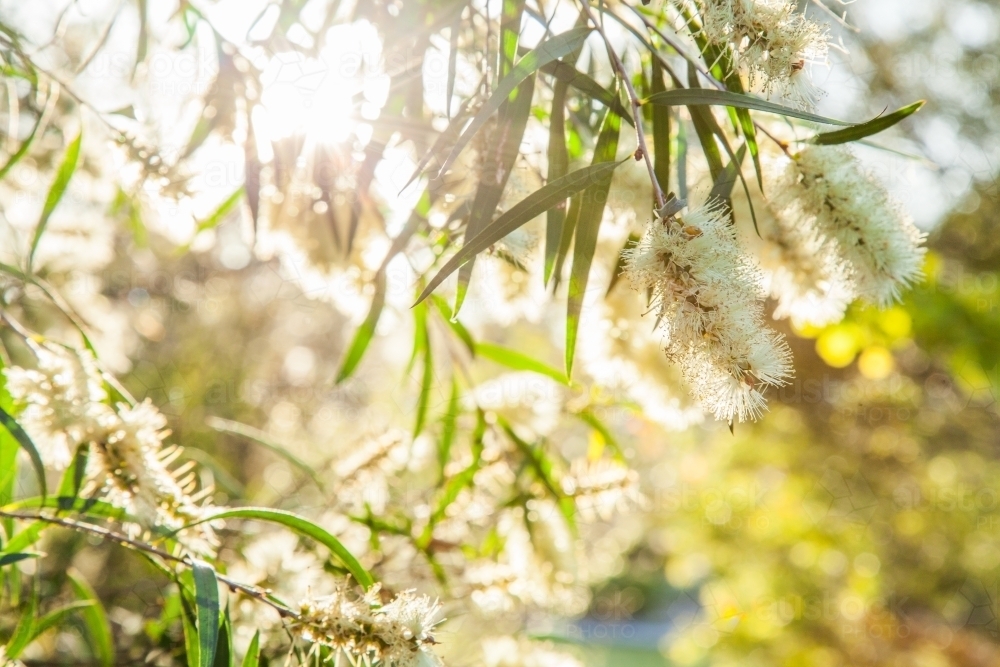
<box><xmin>577</xmin><ymin>1</ymin><xmax>666</xmax><ymax>210</ymax></box>
<box><xmin>0</xmin><ymin>509</ymin><xmax>301</xmax><ymax>619</ymax></box>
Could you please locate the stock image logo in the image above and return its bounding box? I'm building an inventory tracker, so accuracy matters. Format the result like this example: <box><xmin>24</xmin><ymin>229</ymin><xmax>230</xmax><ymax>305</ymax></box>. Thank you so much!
<box><xmin>806</xmin><ymin>465</ymin><xmax>879</xmax><ymax>527</ymax></box>
<box><xmin>945</xmin><ymin>579</ymin><xmax>1000</xmax><ymax>638</ymax></box>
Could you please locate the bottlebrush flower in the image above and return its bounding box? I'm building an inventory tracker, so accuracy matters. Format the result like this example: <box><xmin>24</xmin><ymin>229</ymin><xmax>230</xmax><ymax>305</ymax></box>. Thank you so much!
<box><xmin>294</xmin><ymin>584</ymin><xmax>443</xmax><ymax>667</ymax></box>
<box><xmin>695</xmin><ymin>0</ymin><xmax>827</xmax><ymax>102</ymax></box>
<box><xmin>623</xmin><ymin>200</ymin><xmax>793</xmax><ymax>422</ymax></box>
<box><xmin>769</xmin><ymin>145</ymin><xmax>926</xmax><ymax>307</ymax></box>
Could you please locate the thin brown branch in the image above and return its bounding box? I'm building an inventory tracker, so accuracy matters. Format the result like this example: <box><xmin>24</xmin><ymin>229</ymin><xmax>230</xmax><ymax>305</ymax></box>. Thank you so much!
<box><xmin>0</xmin><ymin>509</ymin><xmax>301</xmax><ymax>620</ymax></box>
<box><xmin>577</xmin><ymin>1</ymin><xmax>666</xmax><ymax>210</ymax></box>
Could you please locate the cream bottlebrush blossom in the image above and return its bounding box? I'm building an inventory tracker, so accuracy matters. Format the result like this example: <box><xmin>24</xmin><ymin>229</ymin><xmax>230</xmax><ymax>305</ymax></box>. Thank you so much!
<box><xmin>5</xmin><ymin>344</ymin><xmax>214</xmax><ymax>551</ymax></box>
<box><xmin>748</xmin><ymin>194</ymin><xmax>855</xmax><ymax>327</ymax></box>
<box><xmin>694</xmin><ymin>0</ymin><xmax>827</xmax><ymax>102</ymax></box>
<box><xmin>4</xmin><ymin>342</ymin><xmax>114</xmax><ymax>470</ymax></box>
<box><xmin>294</xmin><ymin>584</ymin><xmax>443</xmax><ymax>667</ymax></box>
<box><xmin>90</xmin><ymin>399</ymin><xmax>216</xmax><ymax>551</ymax></box>
<box><xmin>623</xmin><ymin>201</ymin><xmax>793</xmax><ymax>422</ymax></box>
<box><xmin>770</xmin><ymin>145</ymin><xmax>927</xmax><ymax>307</ymax></box>
<box><xmin>562</xmin><ymin>458</ymin><xmax>645</xmax><ymax>523</ymax></box>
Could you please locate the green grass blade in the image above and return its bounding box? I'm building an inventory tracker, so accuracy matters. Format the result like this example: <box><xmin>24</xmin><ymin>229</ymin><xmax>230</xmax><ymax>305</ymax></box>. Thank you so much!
<box><xmin>31</xmin><ymin>601</ymin><xmax>96</xmax><ymax>641</ymax></box>
<box><xmin>6</xmin><ymin>575</ymin><xmax>37</xmax><ymax>658</ymax></box>
<box><xmin>650</xmin><ymin>58</ymin><xmax>671</xmax><ymax>200</ymax></box>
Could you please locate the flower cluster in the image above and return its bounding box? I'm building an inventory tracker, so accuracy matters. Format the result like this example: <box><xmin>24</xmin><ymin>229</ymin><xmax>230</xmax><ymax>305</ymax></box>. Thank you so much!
<box><xmin>695</xmin><ymin>0</ymin><xmax>827</xmax><ymax>102</ymax></box>
<box><xmin>768</xmin><ymin>145</ymin><xmax>926</xmax><ymax>309</ymax></box>
<box><xmin>293</xmin><ymin>584</ymin><xmax>443</xmax><ymax>667</ymax></box>
<box><xmin>623</xmin><ymin>202</ymin><xmax>793</xmax><ymax>422</ymax></box>
<box><xmin>4</xmin><ymin>343</ymin><xmax>215</xmax><ymax>552</ymax></box>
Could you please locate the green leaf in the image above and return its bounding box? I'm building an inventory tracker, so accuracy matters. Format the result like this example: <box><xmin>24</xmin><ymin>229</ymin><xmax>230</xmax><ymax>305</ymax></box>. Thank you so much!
<box><xmin>540</xmin><ymin>59</ymin><xmax>634</xmax><ymax>126</ymax></box>
<box><xmin>650</xmin><ymin>58</ymin><xmax>671</xmax><ymax>200</ymax></box>
<box><xmin>194</xmin><ymin>187</ymin><xmax>245</xmax><ymax>235</ymax></box>
<box><xmin>29</xmin><ymin>130</ymin><xmax>82</xmax><ymax>271</ymax></box>
<box><xmin>414</xmin><ymin>161</ymin><xmax>623</xmax><ymax>306</ymax></box>
<box><xmin>475</xmin><ymin>341</ymin><xmax>568</xmax><ymax>385</ymax></box>
<box><xmin>3</xmin><ymin>495</ymin><xmax>126</xmax><ymax>520</ymax></box>
<box><xmin>190</xmin><ymin>508</ymin><xmax>374</xmax><ymax>589</ymax></box>
<box><xmin>544</xmin><ymin>79</ymin><xmax>570</xmax><ymax>286</ymax></box>
<box><xmin>336</xmin><ymin>199</ymin><xmax>426</xmax><ymax>382</ymax></box>
<box><xmin>413</xmin><ymin>303</ymin><xmax>434</xmax><ymax>438</ymax></box>
<box><xmin>0</xmin><ymin>552</ymin><xmax>39</xmax><ymax>567</ymax></box>
<box><xmin>0</xmin><ymin>111</ymin><xmax>42</xmax><ymax>181</ymax></box>
<box><xmin>0</xmin><ymin>405</ymin><xmax>47</xmax><ymax>499</ymax></box>
<box><xmin>214</xmin><ymin>606</ymin><xmax>233</xmax><ymax>667</ymax></box>
<box><xmin>192</xmin><ymin>560</ymin><xmax>220</xmax><ymax>667</ymax></box>
<box><xmin>241</xmin><ymin>631</ymin><xmax>260</xmax><ymax>667</ymax></box>
<box><xmin>498</xmin><ymin>0</ymin><xmax>526</xmax><ymax>79</ymax></box>
<box><xmin>811</xmin><ymin>100</ymin><xmax>925</xmax><ymax>145</ymax></box>
<box><xmin>454</xmin><ymin>72</ymin><xmax>536</xmax><ymax>315</ymax></box>
<box><xmin>642</xmin><ymin>88</ymin><xmax>859</xmax><ymax>125</ymax></box>
<box><xmin>566</xmin><ymin>86</ymin><xmax>621</xmax><ymax>378</ymax></box>
<box><xmin>430</xmin><ymin>294</ymin><xmax>475</xmax><ymax>353</ymax></box>
<box><xmin>552</xmin><ymin>192</ymin><xmax>582</xmax><ymax>291</ymax></box>
<box><xmin>0</xmin><ymin>523</ymin><xmax>46</xmax><ymax>555</ymax></box>
<box><xmin>31</xmin><ymin>600</ymin><xmax>96</xmax><ymax>641</ymax></box>
<box><xmin>435</xmin><ymin>27</ymin><xmax>593</xmax><ymax>178</ymax></box>
<box><xmin>438</xmin><ymin>379</ymin><xmax>460</xmax><ymax>475</ymax></box>
<box><xmin>68</xmin><ymin>569</ymin><xmax>114</xmax><ymax>667</ymax></box>
<box><xmin>207</xmin><ymin>418</ymin><xmax>325</xmax><ymax>492</ymax></box>
<box><xmin>6</xmin><ymin>576</ymin><xmax>37</xmax><ymax>658</ymax></box>
<box><xmin>57</xmin><ymin>444</ymin><xmax>89</xmax><ymax>500</ymax></box>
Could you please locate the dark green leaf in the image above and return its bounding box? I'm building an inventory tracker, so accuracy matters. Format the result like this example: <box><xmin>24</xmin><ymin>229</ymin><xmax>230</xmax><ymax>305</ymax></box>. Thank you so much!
<box><xmin>642</xmin><ymin>88</ymin><xmax>858</xmax><ymax>125</ymax></box>
<box><xmin>0</xmin><ymin>552</ymin><xmax>39</xmax><ymax>566</ymax></box>
<box><xmin>566</xmin><ymin>86</ymin><xmax>621</xmax><ymax>378</ymax></box>
<box><xmin>190</xmin><ymin>508</ymin><xmax>374</xmax><ymax>588</ymax></box>
<box><xmin>191</xmin><ymin>560</ymin><xmax>220</xmax><ymax>667</ymax></box>
<box><xmin>29</xmin><ymin>130</ymin><xmax>82</xmax><ymax>270</ymax></box>
<box><xmin>430</xmin><ymin>294</ymin><xmax>475</xmax><ymax>353</ymax></box>
<box><xmin>415</xmin><ymin>161</ymin><xmax>623</xmax><ymax>306</ymax></box>
<box><xmin>214</xmin><ymin>606</ymin><xmax>233</xmax><ymax>667</ymax></box>
<box><xmin>545</xmin><ymin>79</ymin><xmax>570</xmax><ymax>286</ymax></box>
<box><xmin>650</xmin><ymin>58</ymin><xmax>671</xmax><ymax>201</ymax></box>
<box><xmin>811</xmin><ymin>100</ymin><xmax>925</xmax><ymax>145</ymax></box>
<box><xmin>413</xmin><ymin>303</ymin><xmax>434</xmax><ymax>438</ymax></box>
<box><xmin>539</xmin><ymin>59</ymin><xmax>634</xmax><ymax>126</ymax></box>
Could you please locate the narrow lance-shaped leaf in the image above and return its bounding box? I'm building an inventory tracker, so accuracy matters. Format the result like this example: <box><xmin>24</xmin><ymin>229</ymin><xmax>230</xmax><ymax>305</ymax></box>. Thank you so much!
<box><xmin>336</xmin><ymin>195</ymin><xmax>427</xmax><ymax>382</ymax></box>
<box><xmin>188</xmin><ymin>508</ymin><xmax>374</xmax><ymax>589</ymax></box>
<box><xmin>6</xmin><ymin>576</ymin><xmax>38</xmax><ymax>658</ymax></box>
<box><xmin>650</xmin><ymin>57</ymin><xmax>671</xmax><ymax>206</ymax></box>
<box><xmin>538</xmin><ymin>59</ymin><xmax>634</xmax><ymax>126</ymax></box>
<box><xmin>413</xmin><ymin>302</ymin><xmax>434</xmax><ymax>438</ymax></box>
<box><xmin>31</xmin><ymin>601</ymin><xmax>97</xmax><ymax>642</ymax></box>
<box><xmin>566</xmin><ymin>85</ymin><xmax>622</xmax><ymax>378</ymax></box>
<box><xmin>475</xmin><ymin>341</ymin><xmax>568</xmax><ymax>385</ymax></box>
<box><xmin>642</xmin><ymin>88</ymin><xmax>861</xmax><ymax>126</ymax></box>
<box><xmin>241</xmin><ymin>631</ymin><xmax>260</xmax><ymax>667</ymax></box>
<box><xmin>434</xmin><ymin>27</ymin><xmax>592</xmax><ymax>179</ymax></box>
<box><xmin>191</xmin><ymin>560</ymin><xmax>220</xmax><ymax>667</ymax></box>
<box><xmin>544</xmin><ymin>78</ymin><xmax>570</xmax><ymax>286</ymax></box>
<box><xmin>0</xmin><ymin>406</ymin><xmax>46</xmax><ymax>499</ymax></box>
<box><xmin>68</xmin><ymin>569</ymin><xmax>115</xmax><ymax>667</ymax></box>
<box><xmin>29</xmin><ymin>130</ymin><xmax>82</xmax><ymax>271</ymax></box>
<box><xmin>551</xmin><ymin>192</ymin><xmax>582</xmax><ymax>292</ymax></box>
<box><xmin>414</xmin><ymin>160</ymin><xmax>623</xmax><ymax>306</ymax></box>
<box><xmin>453</xmin><ymin>72</ymin><xmax>535</xmax><ymax>315</ymax></box>
<box><xmin>811</xmin><ymin>100</ymin><xmax>925</xmax><ymax>145</ymax></box>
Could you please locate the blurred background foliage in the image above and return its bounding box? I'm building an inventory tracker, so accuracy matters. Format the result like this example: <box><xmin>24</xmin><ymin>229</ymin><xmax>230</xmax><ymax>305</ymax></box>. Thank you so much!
<box><xmin>0</xmin><ymin>0</ymin><xmax>999</xmax><ymax>666</ymax></box>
